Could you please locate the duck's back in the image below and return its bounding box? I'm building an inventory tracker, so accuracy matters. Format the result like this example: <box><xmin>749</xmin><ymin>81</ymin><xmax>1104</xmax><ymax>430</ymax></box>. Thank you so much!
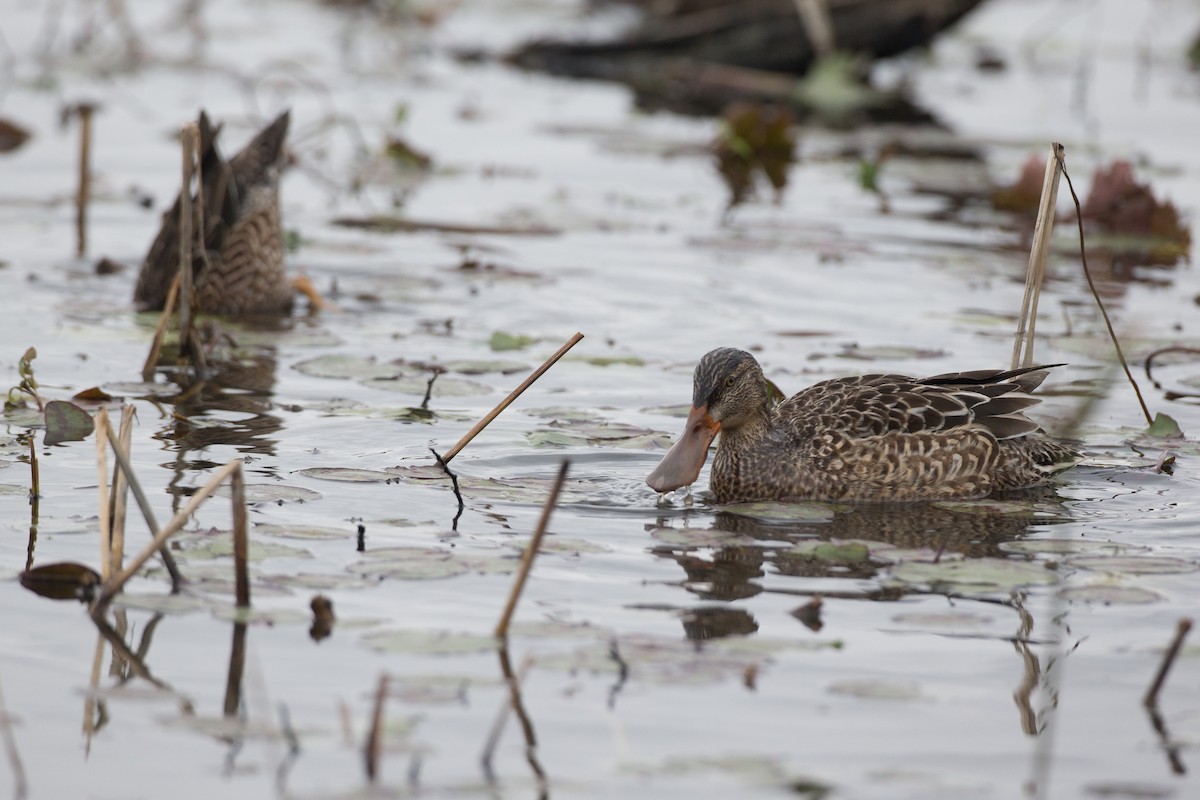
<box><xmin>711</xmin><ymin>367</ymin><xmax>1078</xmax><ymax>502</ymax></box>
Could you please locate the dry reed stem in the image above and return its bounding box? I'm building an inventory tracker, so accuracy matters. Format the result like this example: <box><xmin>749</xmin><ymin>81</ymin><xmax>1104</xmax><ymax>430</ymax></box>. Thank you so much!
<box><xmin>365</xmin><ymin>673</ymin><xmax>389</xmax><ymax>783</ymax></box>
<box><xmin>1011</xmin><ymin>143</ymin><xmax>1063</xmax><ymax>370</ymax></box>
<box><xmin>83</xmin><ymin>631</ymin><xmax>105</xmax><ymax>752</ymax></box>
<box><xmin>178</xmin><ymin>123</ymin><xmax>197</xmax><ymax>356</ymax></box>
<box><xmin>0</xmin><ymin>678</ymin><xmax>27</xmax><ymax>800</ymax></box>
<box><xmin>27</xmin><ymin>434</ymin><xmax>39</xmax><ymax>504</ymax></box>
<box><xmin>230</xmin><ymin>464</ymin><xmax>250</xmax><ymax>608</ymax></box>
<box><xmin>141</xmin><ymin>271</ymin><xmax>181</xmax><ymax>381</ymax></box>
<box><xmin>75</xmin><ymin>103</ymin><xmax>93</xmax><ymax>258</ymax></box>
<box><xmin>92</xmin><ymin>459</ymin><xmax>241</xmax><ymax>610</ymax></box>
<box><xmin>100</xmin><ymin>415</ymin><xmax>184</xmax><ymax>592</ymax></box>
<box><xmin>95</xmin><ymin>408</ymin><xmax>111</xmax><ymax>582</ymax></box>
<box><xmin>494</xmin><ymin>460</ymin><xmax>570</xmax><ymax>639</ymax></box>
<box><xmin>443</xmin><ymin>332</ymin><xmax>584</xmax><ymax>462</ymax></box>
<box><xmin>1057</xmin><ymin>153</ymin><xmax>1155</xmax><ymax>426</ymax></box>
<box><xmin>480</xmin><ymin>654</ymin><xmax>534</xmax><ymax>778</ymax></box>
<box><xmin>107</xmin><ymin>405</ymin><xmax>135</xmax><ymax>576</ymax></box>
<box><xmin>1144</xmin><ymin>618</ymin><xmax>1192</xmax><ymax>708</ymax></box>
<box><xmin>795</xmin><ymin>0</ymin><xmax>835</xmax><ymax>58</ymax></box>
<box><xmin>223</xmin><ymin>622</ymin><xmax>247</xmax><ymax>718</ymax></box>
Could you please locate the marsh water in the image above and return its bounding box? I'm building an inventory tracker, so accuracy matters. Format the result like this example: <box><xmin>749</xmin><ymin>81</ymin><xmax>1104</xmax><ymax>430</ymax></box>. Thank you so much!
<box><xmin>3</xmin><ymin>0</ymin><xmax>1200</xmax><ymax>797</ymax></box>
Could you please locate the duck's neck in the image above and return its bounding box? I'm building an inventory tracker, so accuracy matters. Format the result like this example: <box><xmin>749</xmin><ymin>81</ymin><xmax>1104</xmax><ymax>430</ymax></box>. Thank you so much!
<box><xmin>716</xmin><ymin>408</ymin><xmax>772</xmax><ymax>454</ymax></box>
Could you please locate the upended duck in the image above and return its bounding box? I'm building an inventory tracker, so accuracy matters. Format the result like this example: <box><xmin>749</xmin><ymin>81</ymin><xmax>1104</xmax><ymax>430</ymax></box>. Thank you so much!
<box><xmin>133</xmin><ymin>110</ymin><xmax>293</xmax><ymax>316</ymax></box>
<box><xmin>646</xmin><ymin>348</ymin><xmax>1079</xmax><ymax>503</ymax></box>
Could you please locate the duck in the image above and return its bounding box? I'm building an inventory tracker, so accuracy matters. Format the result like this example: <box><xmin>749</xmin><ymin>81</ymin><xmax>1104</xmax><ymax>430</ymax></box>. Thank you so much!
<box><xmin>133</xmin><ymin>110</ymin><xmax>295</xmax><ymax>316</ymax></box>
<box><xmin>646</xmin><ymin>348</ymin><xmax>1080</xmax><ymax>503</ymax></box>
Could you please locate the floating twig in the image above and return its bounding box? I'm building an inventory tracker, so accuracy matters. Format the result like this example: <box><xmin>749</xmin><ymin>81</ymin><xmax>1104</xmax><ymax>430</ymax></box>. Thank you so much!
<box><xmin>480</xmin><ymin>655</ymin><xmax>534</xmax><ymax>781</ymax></box>
<box><xmin>495</xmin><ymin>460</ymin><xmax>570</xmax><ymax>639</ymax></box>
<box><xmin>1146</xmin><ymin>704</ymin><xmax>1186</xmax><ymax>776</ymax></box>
<box><xmin>1145</xmin><ymin>346</ymin><xmax>1200</xmax><ymax>395</ymax></box>
<box><xmin>1058</xmin><ymin>151</ymin><xmax>1154</xmax><ymax>426</ymax></box>
<box><xmin>1011</xmin><ymin>143</ymin><xmax>1063</xmax><ymax>370</ymax></box>
<box><xmin>429</xmin><ymin>447</ymin><xmax>464</xmax><ymax>529</ymax></box>
<box><xmin>364</xmin><ymin>673</ymin><xmax>389</xmax><ymax>783</ymax></box>
<box><xmin>95</xmin><ymin>407</ymin><xmax>111</xmax><ymax>582</ymax></box>
<box><xmin>1144</xmin><ymin>618</ymin><xmax>1192</xmax><ymax>708</ymax></box>
<box><xmin>420</xmin><ymin>368</ymin><xmax>440</xmax><ymax>411</ymax></box>
<box><xmin>100</xmin><ymin>414</ymin><xmax>184</xmax><ymax>592</ymax></box>
<box><xmin>0</xmin><ymin>677</ymin><xmax>27</xmax><ymax>800</ymax></box>
<box><xmin>91</xmin><ymin>459</ymin><xmax>241</xmax><ymax>611</ymax></box>
<box><xmin>443</xmin><ymin>332</ymin><xmax>584</xmax><ymax>462</ymax></box>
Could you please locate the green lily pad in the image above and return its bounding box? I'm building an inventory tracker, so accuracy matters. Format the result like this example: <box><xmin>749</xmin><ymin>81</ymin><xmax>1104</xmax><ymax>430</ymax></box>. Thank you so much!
<box><xmin>522</xmin><ymin>406</ymin><xmax>601</xmax><ymax>423</ymax></box>
<box><xmin>507</xmin><ymin>536</ymin><xmax>611</xmax><ymax>555</ymax></box>
<box><xmin>213</xmin><ymin>606</ymin><xmax>312</xmax><ymax>625</ymax></box>
<box><xmin>0</xmin><ymin>484</ymin><xmax>28</xmax><ymax>495</ymax></box>
<box><xmin>362</xmin><ymin>375</ymin><xmax>491</xmax><ymax>397</ymax></box>
<box><xmin>720</xmin><ymin>502</ymin><xmax>839</xmax><ymax>523</ymax></box>
<box><xmin>217</xmin><ymin>484</ymin><xmax>323</xmax><ymax>504</ymax></box>
<box><xmin>266</xmin><ymin>572</ymin><xmax>381</xmax><ymax>590</ymax></box>
<box><xmin>489</xmin><ymin>331</ymin><xmax>536</xmax><ymax>351</ymax></box>
<box><xmin>439</xmin><ymin>359</ymin><xmax>528</xmax><ymax>375</ymax></box>
<box><xmin>1058</xmin><ymin>584</ymin><xmax>1162</xmax><ymax>604</ymax></box>
<box><xmin>111</xmin><ymin>592</ymin><xmax>225</xmax><ymax>615</ymax></box>
<box><xmin>649</xmin><ymin>527</ymin><xmax>763</xmax><ymax>548</ymax></box>
<box><xmin>1146</xmin><ymin>412</ymin><xmax>1183</xmax><ymax>438</ymax></box>
<box><xmin>349</xmin><ymin>548</ymin><xmax>468</xmax><ymax>580</ymax></box>
<box><xmin>527</xmin><ymin>421</ymin><xmax>670</xmax><ymax>448</ymax></box>
<box><xmin>889</xmin><ymin>558</ymin><xmax>1057</xmax><ymax>592</ymax></box>
<box><xmin>295</xmin><ymin>467</ymin><xmax>395</xmax><ymax>483</ymax></box>
<box><xmin>1065</xmin><ymin>555</ymin><xmax>1198</xmax><ymax>575</ymax></box>
<box><xmin>931</xmin><ymin>499</ymin><xmax>1070</xmax><ymax>518</ymax></box>
<box><xmin>304</xmin><ymin>399</ymin><xmax>441</xmax><ymax>423</ymax></box>
<box><xmin>999</xmin><ymin>539</ymin><xmax>1148</xmax><ymax>556</ymax></box>
<box><xmin>581</xmin><ymin>355</ymin><xmax>645</xmax><ymax>367</ymax></box>
<box><xmin>42</xmin><ymin>400</ymin><xmax>94</xmax><ymax>445</ymax></box>
<box><xmin>172</xmin><ymin>533</ymin><xmax>313</xmax><ymax>562</ymax></box>
<box><xmin>292</xmin><ymin>354</ymin><xmax>400</xmax><ymax>379</ymax></box>
<box><xmin>254</xmin><ymin>524</ymin><xmax>353</xmax><ymax>540</ymax></box>
<box><xmin>360</xmin><ymin>629</ymin><xmax>500</xmax><ymax>655</ymax></box>
<box><xmin>779</xmin><ymin>541</ymin><xmax>870</xmax><ymax>564</ymax></box>
<box><xmin>828</xmin><ymin>679</ymin><xmax>925</xmax><ymax>701</ymax></box>
<box><xmin>456</xmin><ymin>554</ymin><xmax>522</xmax><ymax>574</ymax></box>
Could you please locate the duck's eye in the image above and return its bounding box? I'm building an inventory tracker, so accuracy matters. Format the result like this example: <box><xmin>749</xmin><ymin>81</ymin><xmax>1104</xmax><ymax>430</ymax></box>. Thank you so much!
<box><xmin>724</xmin><ymin>377</ymin><xmax>736</xmax><ymax>388</ymax></box>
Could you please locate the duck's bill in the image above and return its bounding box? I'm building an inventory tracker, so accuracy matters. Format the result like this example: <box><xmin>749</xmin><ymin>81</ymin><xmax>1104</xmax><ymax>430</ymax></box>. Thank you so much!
<box><xmin>646</xmin><ymin>405</ymin><xmax>720</xmax><ymax>493</ymax></box>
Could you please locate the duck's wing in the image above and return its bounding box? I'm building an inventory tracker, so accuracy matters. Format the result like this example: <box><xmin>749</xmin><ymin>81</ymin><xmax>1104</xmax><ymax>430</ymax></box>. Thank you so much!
<box><xmin>776</xmin><ymin>364</ymin><xmax>1058</xmax><ymax>442</ymax></box>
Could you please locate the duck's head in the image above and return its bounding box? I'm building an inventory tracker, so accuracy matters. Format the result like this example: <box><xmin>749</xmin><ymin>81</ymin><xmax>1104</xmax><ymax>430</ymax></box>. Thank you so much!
<box><xmin>646</xmin><ymin>348</ymin><xmax>769</xmax><ymax>494</ymax></box>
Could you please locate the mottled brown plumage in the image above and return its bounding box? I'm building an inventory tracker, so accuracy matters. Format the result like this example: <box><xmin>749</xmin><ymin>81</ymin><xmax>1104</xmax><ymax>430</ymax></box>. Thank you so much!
<box><xmin>134</xmin><ymin>110</ymin><xmax>292</xmax><ymax>316</ymax></box>
<box><xmin>646</xmin><ymin>348</ymin><xmax>1079</xmax><ymax>503</ymax></box>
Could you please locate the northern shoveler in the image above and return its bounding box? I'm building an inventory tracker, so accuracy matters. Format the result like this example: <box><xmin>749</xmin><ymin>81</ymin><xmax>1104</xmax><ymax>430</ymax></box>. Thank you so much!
<box><xmin>134</xmin><ymin>110</ymin><xmax>293</xmax><ymax>316</ymax></box>
<box><xmin>646</xmin><ymin>348</ymin><xmax>1079</xmax><ymax>503</ymax></box>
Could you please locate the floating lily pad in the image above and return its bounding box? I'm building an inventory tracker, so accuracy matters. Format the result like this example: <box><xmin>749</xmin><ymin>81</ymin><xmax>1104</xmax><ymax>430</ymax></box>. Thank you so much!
<box><xmin>507</xmin><ymin>536</ymin><xmax>611</xmax><ymax>555</ymax></box>
<box><xmin>456</xmin><ymin>554</ymin><xmax>522</xmax><ymax>574</ymax></box>
<box><xmin>834</xmin><ymin>345</ymin><xmax>945</xmax><ymax>361</ymax></box>
<box><xmin>172</xmin><ymin>533</ymin><xmax>313</xmax><ymax>562</ymax></box>
<box><xmin>295</xmin><ymin>467</ymin><xmax>395</xmax><ymax>483</ymax></box>
<box><xmin>649</xmin><ymin>527</ymin><xmax>763</xmax><ymax>548</ymax></box>
<box><xmin>112</xmin><ymin>592</ymin><xmax>225</xmax><ymax>615</ymax></box>
<box><xmin>720</xmin><ymin>502</ymin><xmax>838</xmax><ymax>523</ymax></box>
<box><xmin>1145</xmin><ymin>412</ymin><xmax>1183</xmax><ymax>438</ymax></box>
<box><xmin>1058</xmin><ymin>585</ymin><xmax>1162</xmax><ymax>604</ymax></box>
<box><xmin>254</xmin><ymin>523</ymin><xmax>353</xmax><ymax>540</ymax></box>
<box><xmin>304</xmin><ymin>399</ymin><xmax>441</xmax><ymax>423</ymax></box>
<box><xmin>349</xmin><ymin>548</ymin><xmax>468</xmax><ymax>580</ymax></box>
<box><xmin>384</xmin><ymin>674</ymin><xmax>473</xmax><ymax>704</ymax></box>
<box><xmin>527</xmin><ymin>421</ymin><xmax>670</xmax><ymax>449</ymax></box>
<box><xmin>363</xmin><ymin>375</ymin><xmax>491</xmax><ymax>397</ymax></box>
<box><xmin>522</xmin><ymin>406</ymin><xmax>602</xmax><ymax>423</ymax></box>
<box><xmin>932</xmin><ymin>499</ymin><xmax>1070</xmax><ymax>519</ymax></box>
<box><xmin>100</xmin><ymin>381</ymin><xmax>179</xmax><ymax>399</ymax></box>
<box><xmin>779</xmin><ymin>541</ymin><xmax>870</xmax><ymax>564</ymax></box>
<box><xmin>507</xmin><ymin>620</ymin><xmax>614</xmax><ymax>640</ymax></box>
<box><xmin>581</xmin><ymin>355</ymin><xmax>645</xmax><ymax>367</ymax></box>
<box><xmin>292</xmin><ymin>354</ymin><xmax>400</xmax><ymax>379</ymax></box>
<box><xmin>439</xmin><ymin>359</ymin><xmax>528</xmax><ymax>375</ymax></box>
<box><xmin>891</xmin><ymin>611</ymin><xmax>993</xmax><ymax>628</ymax></box>
<box><xmin>42</xmin><ymin>400</ymin><xmax>94</xmax><ymax>445</ymax></box>
<box><xmin>1065</xmin><ymin>555</ymin><xmax>1198</xmax><ymax>575</ymax></box>
<box><xmin>360</xmin><ymin>629</ymin><xmax>500</xmax><ymax>655</ymax></box>
<box><xmin>1000</xmin><ymin>540</ymin><xmax>1148</xmax><ymax>556</ymax></box>
<box><xmin>213</xmin><ymin>606</ymin><xmax>312</xmax><ymax>625</ymax></box>
<box><xmin>889</xmin><ymin>558</ymin><xmax>1057</xmax><ymax>592</ymax></box>
<box><xmin>828</xmin><ymin>679</ymin><xmax>925</xmax><ymax>701</ymax></box>
<box><xmin>489</xmin><ymin>331</ymin><xmax>536</xmax><ymax>351</ymax></box>
<box><xmin>217</xmin><ymin>484</ymin><xmax>323</xmax><ymax>504</ymax></box>
<box><xmin>266</xmin><ymin>572</ymin><xmax>381</xmax><ymax>590</ymax></box>
<box><xmin>0</xmin><ymin>484</ymin><xmax>27</xmax><ymax>495</ymax></box>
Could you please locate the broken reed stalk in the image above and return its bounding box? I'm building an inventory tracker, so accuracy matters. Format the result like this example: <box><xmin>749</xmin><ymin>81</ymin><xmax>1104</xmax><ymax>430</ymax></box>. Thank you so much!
<box><xmin>178</xmin><ymin>123</ymin><xmax>197</xmax><ymax>357</ymax></box>
<box><xmin>27</xmin><ymin>433</ymin><xmax>39</xmax><ymax>503</ymax></box>
<box><xmin>222</xmin><ymin>622</ymin><xmax>247</xmax><ymax>718</ymax></box>
<box><xmin>141</xmin><ymin>271</ymin><xmax>181</xmax><ymax>381</ymax></box>
<box><xmin>0</xmin><ymin>678</ymin><xmax>27</xmax><ymax>800</ymax></box>
<box><xmin>480</xmin><ymin>654</ymin><xmax>534</xmax><ymax>779</ymax></box>
<box><xmin>443</xmin><ymin>332</ymin><xmax>584</xmax><ymax>462</ymax></box>
<box><xmin>494</xmin><ymin>460</ymin><xmax>570</xmax><ymax>639</ymax></box>
<box><xmin>99</xmin><ymin>413</ymin><xmax>184</xmax><ymax>592</ymax></box>
<box><xmin>795</xmin><ymin>0</ymin><xmax>836</xmax><ymax>59</ymax></box>
<box><xmin>229</xmin><ymin>462</ymin><xmax>250</xmax><ymax>608</ymax></box>
<box><xmin>91</xmin><ymin>459</ymin><xmax>241</xmax><ymax>611</ymax></box>
<box><xmin>75</xmin><ymin>103</ymin><xmax>94</xmax><ymax>258</ymax></box>
<box><xmin>1010</xmin><ymin>143</ymin><xmax>1063</xmax><ymax>370</ymax></box>
<box><xmin>1143</xmin><ymin>618</ymin><xmax>1192</xmax><ymax>708</ymax></box>
<box><xmin>365</xmin><ymin>673</ymin><xmax>389</xmax><ymax>783</ymax></box>
<box><xmin>95</xmin><ymin>407</ymin><xmax>112</xmax><ymax>582</ymax></box>
<box><xmin>1057</xmin><ymin>153</ymin><xmax>1155</xmax><ymax>426</ymax></box>
<box><xmin>107</xmin><ymin>405</ymin><xmax>135</xmax><ymax>576</ymax></box>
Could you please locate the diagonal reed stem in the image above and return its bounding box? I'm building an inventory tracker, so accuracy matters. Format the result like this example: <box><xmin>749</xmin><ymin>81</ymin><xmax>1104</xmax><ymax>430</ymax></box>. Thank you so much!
<box><xmin>1011</xmin><ymin>143</ymin><xmax>1063</xmax><ymax>370</ymax></box>
<box><xmin>443</xmin><ymin>332</ymin><xmax>583</xmax><ymax>462</ymax></box>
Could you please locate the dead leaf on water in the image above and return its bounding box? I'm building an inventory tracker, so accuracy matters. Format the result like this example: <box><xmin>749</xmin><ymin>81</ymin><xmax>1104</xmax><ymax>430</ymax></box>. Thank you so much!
<box><xmin>296</xmin><ymin>467</ymin><xmax>396</xmax><ymax>483</ymax></box>
<box><xmin>42</xmin><ymin>400</ymin><xmax>95</xmax><ymax>445</ymax></box>
<box><xmin>20</xmin><ymin>561</ymin><xmax>101</xmax><ymax>601</ymax></box>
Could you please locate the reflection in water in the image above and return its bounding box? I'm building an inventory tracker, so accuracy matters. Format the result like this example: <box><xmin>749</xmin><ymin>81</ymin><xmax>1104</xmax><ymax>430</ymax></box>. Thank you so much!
<box><xmin>680</xmin><ymin>606</ymin><xmax>759</xmax><ymax>640</ymax></box>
